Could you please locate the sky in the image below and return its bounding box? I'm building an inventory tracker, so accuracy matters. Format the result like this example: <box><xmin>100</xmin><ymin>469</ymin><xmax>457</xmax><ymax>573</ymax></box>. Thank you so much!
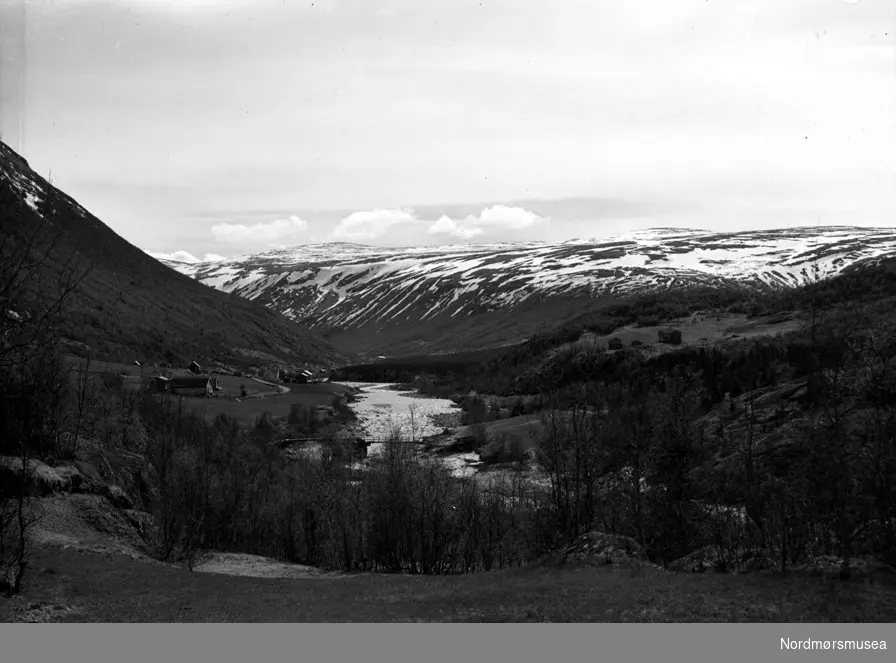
<box><xmin>1</xmin><ymin>0</ymin><xmax>894</xmax><ymax>261</ymax></box>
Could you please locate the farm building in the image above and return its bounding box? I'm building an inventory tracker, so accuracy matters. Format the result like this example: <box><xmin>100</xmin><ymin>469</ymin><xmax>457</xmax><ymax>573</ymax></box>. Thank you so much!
<box><xmin>631</xmin><ymin>339</ymin><xmax>644</xmax><ymax>347</ymax></box>
<box><xmin>282</xmin><ymin>369</ymin><xmax>315</xmax><ymax>384</ymax></box>
<box><xmin>608</xmin><ymin>338</ymin><xmax>623</xmax><ymax>350</ymax></box>
<box><xmin>152</xmin><ymin>376</ymin><xmax>170</xmax><ymax>393</ymax></box>
<box><xmin>189</xmin><ymin>360</ymin><xmax>203</xmax><ymax>374</ymax></box>
<box><xmin>168</xmin><ymin>375</ymin><xmax>214</xmax><ymax>397</ymax></box>
<box><xmin>658</xmin><ymin>329</ymin><xmax>682</xmax><ymax>345</ymax></box>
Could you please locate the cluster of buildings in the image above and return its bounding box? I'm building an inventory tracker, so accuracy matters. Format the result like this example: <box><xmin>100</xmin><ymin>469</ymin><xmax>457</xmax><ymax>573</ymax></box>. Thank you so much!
<box><xmin>148</xmin><ymin>358</ymin><xmax>329</xmax><ymax>399</ymax></box>
<box><xmin>278</xmin><ymin>368</ymin><xmax>319</xmax><ymax>384</ymax></box>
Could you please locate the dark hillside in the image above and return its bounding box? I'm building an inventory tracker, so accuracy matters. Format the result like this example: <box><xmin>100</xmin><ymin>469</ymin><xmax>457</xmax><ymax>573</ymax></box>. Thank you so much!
<box><xmin>332</xmin><ymin>257</ymin><xmax>896</xmax><ymax>401</ymax></box>
<box><xmin>0</xmin><ymin>141</ymin><xmax>345</xmax><ymax>367</ymax></box>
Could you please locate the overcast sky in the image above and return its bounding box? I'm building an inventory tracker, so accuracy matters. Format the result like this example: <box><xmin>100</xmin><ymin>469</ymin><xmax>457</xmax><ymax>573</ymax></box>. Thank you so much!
<box><xmin>1</xmin><ymin>0</ymin><xmax>894</xmax><ymax>260</ymax></box>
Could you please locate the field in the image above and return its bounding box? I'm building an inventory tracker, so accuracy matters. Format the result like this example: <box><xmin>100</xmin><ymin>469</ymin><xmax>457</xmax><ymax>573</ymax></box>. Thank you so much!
<box><xmin>3</xmin><ymin>545</ymin><xmax>895</xmax><ymax>622</ymax></box>
<box><xmin>553</xmin><ymin>311</ymin><xmax>803</xmax><ymax>361</ymax></box>
<box><xmin>211</xmin><ymin>374</ymin><xmax>280</xmax><ymax>398</ymax></box>
<box><xmin>184</xmin><ymin>382</ymin><xmax>355</xmax><ymax>427</ymax></box>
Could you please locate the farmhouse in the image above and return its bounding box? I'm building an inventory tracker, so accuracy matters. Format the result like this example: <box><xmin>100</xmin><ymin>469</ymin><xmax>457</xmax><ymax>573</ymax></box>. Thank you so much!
<box><xmin>168</xmin><ymin>375</ymin><xmax>214</xmax><ymax>397</ymax></box>
<box><xmin>189</xmin><ymin>360</ymin><xmax>202</xmax><ymax>374</ymax></box>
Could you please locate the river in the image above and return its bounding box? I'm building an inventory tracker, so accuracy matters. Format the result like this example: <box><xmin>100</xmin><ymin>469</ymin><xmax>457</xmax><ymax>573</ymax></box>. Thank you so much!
<box><xmin>337</xmin><ymin>382</ymin><xmax>483</xmax><ymax>478</ymax></box>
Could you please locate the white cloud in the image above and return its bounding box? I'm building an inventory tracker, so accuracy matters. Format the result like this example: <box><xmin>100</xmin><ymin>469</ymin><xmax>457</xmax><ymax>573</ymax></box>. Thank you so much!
<box><xmin>330</xmin><ymin>208</ymin><xmax>417</xmax><ymax>241</ymax></box>
<box><xmin>211</xmin><ymin>215</ymin><xmax>309</xmax><ymax>244</ymax></box>
<box><xmin>148</xmin><ymin>250</ymin><xmax>227</xmax><ymax>263</ymax></box>
<box><xmin>429</xmin><ymin>215</ymin><xmax>484</xmax><ymax>240</ymax></box>
<box><xmin>328</xmin><ymin>205</ymin><xmax>549</xmax><ymax>242</ymax></box>
<box><xmin>429</xmin><ymin>205</ymin><xmax>547</xmax><ymax>239</ymax></box>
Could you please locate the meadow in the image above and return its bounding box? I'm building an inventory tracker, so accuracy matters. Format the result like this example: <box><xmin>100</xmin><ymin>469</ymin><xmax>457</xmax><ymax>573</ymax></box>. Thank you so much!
<box><xmin>186</xmin><ymin>382</ymin><xmax>355</xmax><ymax>427</ymax></box>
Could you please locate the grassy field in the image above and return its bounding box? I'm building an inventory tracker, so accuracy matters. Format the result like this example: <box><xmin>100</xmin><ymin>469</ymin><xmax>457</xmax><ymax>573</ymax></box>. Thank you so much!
<box><xmin>185</xmin><ymin>382</ymin><xmax>355</xmax><ymax>427</ymax></box>
<box><xmin>3</xmin><ymin>546</ymin><xmax>895</xmax><ymax>622</ymax></box>
<box><xmin>213</xmin><ymin>374</ymin><xmax>278</xmax><ymax>398</ymax></box>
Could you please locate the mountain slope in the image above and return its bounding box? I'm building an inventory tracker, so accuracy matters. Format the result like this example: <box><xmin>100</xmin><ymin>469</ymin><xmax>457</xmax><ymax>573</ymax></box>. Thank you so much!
<box><xmin>0</xmin><ymin>141</ymin><xmax>345</xmax><ymax>367</ymax></box>
<box><xmin>161</xmin><ymin>227</ymin><xmax>896</xmax><ymax>357</ymax></box>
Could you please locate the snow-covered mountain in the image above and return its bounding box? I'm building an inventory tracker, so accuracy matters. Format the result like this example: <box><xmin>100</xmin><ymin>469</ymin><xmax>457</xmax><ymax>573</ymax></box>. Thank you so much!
<box><xmin>159</xmin><ymin>226</ymin><xmax>896</xmax><ymax>356</ymax></box>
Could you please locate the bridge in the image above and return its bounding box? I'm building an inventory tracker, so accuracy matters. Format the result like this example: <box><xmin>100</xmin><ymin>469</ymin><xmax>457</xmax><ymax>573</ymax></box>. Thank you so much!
<box><xmin>270</xmin><ymin>436</ymin><xmax>419</xmax><ymax>448</ymax></box>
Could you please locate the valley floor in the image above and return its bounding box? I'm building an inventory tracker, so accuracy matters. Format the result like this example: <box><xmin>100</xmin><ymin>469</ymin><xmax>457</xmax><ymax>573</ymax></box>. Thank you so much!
<box><xmin>3</xmin><ymin>542</ymin><xmax>896</xmax><ymax>623</ymax></box>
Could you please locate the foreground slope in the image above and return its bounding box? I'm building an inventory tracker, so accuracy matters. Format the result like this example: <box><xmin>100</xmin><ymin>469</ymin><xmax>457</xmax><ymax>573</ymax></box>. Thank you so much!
<box><xmin>5</xmin><ymin>544</ymin><xmax>895</xmax><ymax>622</ymax></box>
<box><xmin>161</xmin><ymin>227</ymin><xmax>896</xmax><ymax>356</ymax></box>
<box><xmin>0</xmin><ymin>141</ymin><xmax>344</xmax><ymax>367</ymax></box>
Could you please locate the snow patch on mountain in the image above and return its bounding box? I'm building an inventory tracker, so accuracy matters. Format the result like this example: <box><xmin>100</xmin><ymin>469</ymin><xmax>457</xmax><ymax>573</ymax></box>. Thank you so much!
<box><xmin>155</xmin><ymin>227</ymin><xmax>896</xmax><ymax>340</ymax></box>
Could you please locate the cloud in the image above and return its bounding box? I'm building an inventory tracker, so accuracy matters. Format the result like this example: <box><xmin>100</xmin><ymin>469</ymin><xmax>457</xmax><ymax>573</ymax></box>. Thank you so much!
<box><xmin>429</xmin><ymin>215</ymin><xmax>484</xmax><ymax>240</ymax></box>
<box><xmin>328</xmin><ymin>205</ymin><xmax>549</xmax><ymax>242</ymax></box>
<box><xmin>330</xmin><ymin>208</ymin><xmax>418</xmax><ymax>241</ymax></box>
<box><xmin>429</xmin><ymin>205</ymin><xmax>547</xmax><ymax>239</ymax></box>
<box><xmin>211</xmin><ymin>215</ymin><xmax>308</xmax><ymax>244</ymax></box>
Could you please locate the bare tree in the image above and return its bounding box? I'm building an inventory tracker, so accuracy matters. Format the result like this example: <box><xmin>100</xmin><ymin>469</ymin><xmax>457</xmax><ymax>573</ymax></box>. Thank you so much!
<box><xmin>0</xmin><ymin>184</ymin><xmax>91</xmax><ymax>594</ymax></box>
<box><xmin>407</xmin><ymin>401</ymin><xmax>419</xmax><ymax>443</ymax></box>
<box><xmin>0</xmin><ymin>440</ymin><xmax>39</xmax><ymax>595</ymax></box>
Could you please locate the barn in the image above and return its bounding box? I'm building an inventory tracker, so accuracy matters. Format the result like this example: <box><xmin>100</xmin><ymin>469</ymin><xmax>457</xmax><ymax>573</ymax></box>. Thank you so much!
<box><xmin>292</xmin><ymin>369</ymin><xmax>315</xmax><ymax>384</ymax></box>
<box><xmin>168</xmin><ymin>375</ymin><xmax>214</xmax><ymax>397</ymax></box>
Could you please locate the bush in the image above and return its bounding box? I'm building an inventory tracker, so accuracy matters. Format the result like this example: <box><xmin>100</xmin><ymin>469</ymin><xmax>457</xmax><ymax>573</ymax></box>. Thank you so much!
<box><xmin>287</xmin><ymin>403</ymin><xmax>310</xmax><ymax>426</ymax></box>
<box><xmin>478</xmin><ymin>433</ymin><xmax>528</xmax><ymax>464</ymax></box>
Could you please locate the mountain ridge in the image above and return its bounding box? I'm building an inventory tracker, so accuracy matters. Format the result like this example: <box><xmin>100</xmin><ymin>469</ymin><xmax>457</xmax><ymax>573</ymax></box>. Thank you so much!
<box><xmin>157</xmin><ymin>225</ymin><xmax>896</xmax><ymax>356</ymax></box>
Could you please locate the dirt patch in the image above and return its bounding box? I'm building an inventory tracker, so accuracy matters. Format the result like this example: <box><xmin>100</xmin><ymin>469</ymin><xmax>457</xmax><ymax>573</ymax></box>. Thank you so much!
<box><xmin>191</xmin><ymin>552</ymin><xmax>346</xmax><ymax>580</ymax></box>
